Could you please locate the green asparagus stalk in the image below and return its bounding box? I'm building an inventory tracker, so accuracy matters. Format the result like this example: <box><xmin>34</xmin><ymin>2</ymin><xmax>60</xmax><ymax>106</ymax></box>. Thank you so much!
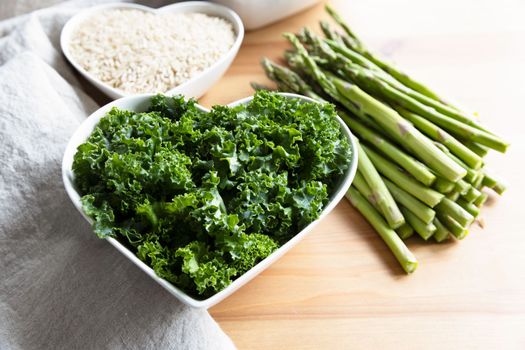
<box><xmin>352</xmin><ymin>170</ymin><xmax>395</xmax><ymax>217</ymax></box>
<box><xmin>437</xmin><ymin>214</ymin><xmax>469</xmax><ymax>240</ymax></box>
<box><xmin>319</xmin><ymin>20</ymin><xmax>346</xmax><ymax>46</ymax></box>
<box><xmin>345</xmin><ymin>69</ymin><xmax>508</xmax><ymax>152</ymax></box>
<box><xmin>330</xmin><ymin>77</ymin><xmax>467</xmax><ymax>181</ymax></box>
<box><xmin>473</xmin><ymin>172</ymin><xmax>485</xmax><ymax>189</ymax></box>
<box><xmin>261</xmin><ymin>58</ymin><xmax>328</xmax><ymax>102</ymax></box>
<box><xmin>433</xmin><ymin>177</ymin><xmax>456</xmax><ymax>194</ymax></box>
<box><xmin>396</xmin><ymin>108</ymin><xmax>484</xmax><ymax>169</ymax></box>
<box><xmin>464</xmin><ymin>141</ymin><xmax>489</xmax><ymax>157</ymax></box>
<box><xmin>383</xmin><ymin>178</ymin><xmax>435</xmax><ymax>224</ymax></box>
<box><xmin>400</xmin><ymin>207</ymin><xmax>436</xmax><ymax>240</ymax></box>
<box><xmin>457</xmin><ymin>198</ymin><xmax>481</xmax><ymax>218</ymax></box>
<box><xmin>389</xmin><ymin>89</ymin><xmax>507</xmax><ymax>152</ymax></box>
<box><xmin>326</xmin><ymin>4</ymin><xmax>460</xmax><ymax>105</ymax></box>
<box><xmin>250</xmin><ymin>82</ymin><xmax>273</xmax><ymax>91</ymax></box>
<box><xmin>482</xmin><ymin>173</ymin><xmax>507</xmax><ymax>195</ymax></box>
<box><xmin>462</xmin><ymin>186</ymin><xmax>482</xmax><ymax>203</ymax></box>
<box><xmin>256</xmin><ymin>14</ymin><xmax>509</xmax><ymax>272</ymax></box>
<box><xmin>435</xmin><ymin>198</ymin><xmax>475</xmax><ymax>227</ymax></box>
<box><xmin>355</xmin><ymin>142</ymin><xmax>404</xmax><ymax>229</ymax></box>
<box><xmin>346</xmin><ymin>187</ymin><xmax>418</xmax><ymax>273</ymax></box>
<box><xmin>283</xmin><ymin>34</ymin><xmax>371</xmax><ymax>123</ymax></box>
<box><xmin>312</xmin><ymin>32</ymin><xmax>509</xmax><ymax>154</ymax></box>
<box><xmin>473</xmin><ymin>192</ymin><xmax>489</xmax><ymax>207</ymax></box>
<box><xmin>362</xmin><ymin>144</ymin><xmax>444</xmax><ymax>207</ymax></box>
<box><xmin>396</xmin><ymin>223</ymin><xmax>415</xmax><ymax>240</ymax></box>
<box><xmin>446</xmin><ymin>190</ymin><xmax>460</xmax><ymax>201</ymax></box>
<box><xmin>432</xmin><ymin>142</ymin><xmax>482</xmax><ymax>184</ymax></box>
<box><xmin>454</xmin><ymin>179</ymin><xmax>471</xmax><ymax>195</ymax></box>
<box><xmin>433</xmin><ymin>218</ymin><xmax>451</xmax><ymax>242</ymax></box>
<box><xmin>353</xmin><ymin>171</ymin><xmax>415</xmax><ymax>240</ymax></box>
<box><xmin>324</xmin><ymin>39</ymin><xmax>390</xmax><ymax>77</ymax></box>
<box><xmin>383</xmin><ymin>79</ymin><xmax>494</xmax><ymax>134</ymax></box>
<box><xmin>454</xmin><ymin>179</ymin><xmax>471</xmax><ymax>196</ymax></box>
<box><xmin>315</xmin><ymin>21</ymin><xmax>496</xmax><ymax>136</ymax></box>
<box><xmin>285</xmin><ymin>32</ymin><xmax>467</xmax><ymax>182</ymax></box>
<box><xmin>324</xmin><ymin>5</ymin><xmax>360</xmax><ymax>42</ymax></box>
<box><xmin>340</xmin><ymin>115</ymin><xmax>436</xmax><ymax>186</ymax></box>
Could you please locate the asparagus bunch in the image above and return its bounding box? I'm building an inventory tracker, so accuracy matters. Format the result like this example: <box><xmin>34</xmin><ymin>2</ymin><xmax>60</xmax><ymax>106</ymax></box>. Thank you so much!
<box><xmin>253</xmin><ymin>5</ymin><xmax>508</xmax><ymax>273</ymax></box>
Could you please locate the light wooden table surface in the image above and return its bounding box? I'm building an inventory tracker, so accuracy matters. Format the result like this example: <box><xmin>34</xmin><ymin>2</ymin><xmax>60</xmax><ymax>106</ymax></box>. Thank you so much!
<box><xmin>201</xmin><ymin>1</ymin><xmax>525</xmax><ymax>349</ymax></box>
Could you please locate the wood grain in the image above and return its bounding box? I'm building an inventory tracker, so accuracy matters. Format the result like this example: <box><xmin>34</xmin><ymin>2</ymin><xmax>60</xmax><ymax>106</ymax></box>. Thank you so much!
<box><xmin>201</xmin><ymin>1</ymin><xmax>525</xmax><ymax>348</ymax></box>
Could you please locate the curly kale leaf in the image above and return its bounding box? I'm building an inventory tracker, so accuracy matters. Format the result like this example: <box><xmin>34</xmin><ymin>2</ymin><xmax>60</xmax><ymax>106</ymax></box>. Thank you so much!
<box><xmin>72</xmin><ymin>91</ymin><xmax>351</xmax><ymax>298</ymax></box>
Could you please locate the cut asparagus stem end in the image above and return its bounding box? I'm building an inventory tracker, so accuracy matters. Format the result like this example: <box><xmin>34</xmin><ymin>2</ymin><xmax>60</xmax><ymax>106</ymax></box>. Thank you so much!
<box><xmin>433</xmin><ymin>218</ymin><xmax>451</xmax><ymax>242</ymax></box>
<box><xmin>396</xmin><ymin>223</ymin><xmax>415</xmax><ymax>240</ymax></box>
<box><xmin>346</xmin><ymin>187</ymin><xmax>418</xmax><ymax>273</ymax></box>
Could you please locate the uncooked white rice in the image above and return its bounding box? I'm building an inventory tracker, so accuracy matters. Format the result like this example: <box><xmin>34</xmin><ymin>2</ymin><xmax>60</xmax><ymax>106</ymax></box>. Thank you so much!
<box><xmin>68</xmin><ymin>9</ymin><xmax>236</xmax><ymax>94</ymax></box>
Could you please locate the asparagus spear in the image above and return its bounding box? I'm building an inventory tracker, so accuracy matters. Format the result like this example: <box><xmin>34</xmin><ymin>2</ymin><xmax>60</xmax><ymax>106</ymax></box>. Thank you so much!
<box><xmin>319</xmin><ymin>20</ymin><xmax>347</xmax><ymax>46</ymax></box>
<box><xmin>462</xmin><ymin>186</ymin><xmax>482</xmax><ymax>203</ymax></box>
<box><xmin>435</xmin><ymin>198</ymin><xmax>475</xmax><ymax>227</ymax></box>
<box><xmin>433</xmin><ymin>142</ymin><xmax>482</xmax><ymax>184</ymax></box>
<box><xmin>324</xmin><ymin>5</ymin><xmax>360</xmax><ymax>42</ymax></box>
<box><xmin>396</xmin><ymin>223</ymin><xmax>415</xmax><ymax>240</ymax></box>
<box><xmin>464</xmin><ymin>141</ymin><xmax>489</xmax><ymax>157</ymax></box>
<box><xmin>438</xmin><ymin>214</ymin><xmax>468</xmax><ymax>240</ymax></box>
<box><xmin>256</xmin><ymin>15</ymin><xmax>509</xmax><ymax>272</ymax></box>
<box><xmin>433</xmin><ymin>218</ymin><xmax>451</xmax><ymax>242</ymax></box>
<box><xmin>330</xmin><ymin>76</ymin><xmax>467</xmax><ymax>181</ymax></box>
<box><xmin>401</xmin><ymin>207</ymin><xmax>436</xmax><ymax>240</ymax></box>
<box><xmin>384</xmin><ymin>178</ymin><xmax>436</xmax><ymax>224</ymax></box>
<box><xmin>354</xmin><ymin>151</ymin><xmax>405</xmax><ymax>229</ymax></box>
<box><xmin>353</xmin><ymin>167</ymin><xmax>420</xmax><ymax>241</ymax></box>
<box><xmin>362</xmin><ymin>144</ymin><xmax>444</xmax><ymax>207</ymax></box>
<box><xmin>396</xmin><ymin>108</ymin><xmax>484</xmax><ymax>169</ymax></box>
<box><xmin>482</xmin><ymin>173</ymin><xmax>507</xmax><ymax>195</ymax></box>
<box><xmin>315</xmin><ymin>21</ymin><xmax>496</xmax><ymax>134</ymax></box>
<box><xmin>386</xmin><ymin>80</ymin><xmax>494</xmax><ymax>135</ymax></box>
<box><xmin>346</xmin><ymin>187</ymin><xmax>418</xmax><ymax>273</ymax></box>
<box><xmin>473</xmin><ymin>172</ymin><xmax>485</xmax><ymax>189</ymax></box>
<box><xmin>307</xmin><ymin>28</ymin><xmax>508</xmax><ymax>153</ymax></box>
<box><xmin>285</xmin><ymin>32</ymin><xmax>467</xmax><ymax>182</ymax></box>
<box><xmin>446</xmin><ymin>190</ymin><xmax>460</xmax><ymax>201</ymax></box>
<box><xmin>356</xmin><ymin>142</ymin><xmax>404</xmax><ymax>228</ymax></box>
<box><xmin>340</xmin><ymin>114</ymin><xmax>436</xmax><ymax>186</ymax></box>
<box><xmin>473</xmin><ymin>192</ymin><xmax>489</xmax><ymax>207</ymax></box>
<box><xmin>325</xmin><ymin>4</ymin><xmax>456</xmax><ymax>104</ymax></box>
<box><xmin>261</xmin><ymin>58</ymin><xmax>328</xmax><ymax>102</ymax></box>
<box><xmin>432</xmin><ymin>177</ymin><xmax>456</xmax><ymax>194</ymax></box>
<box><xmin>341</xmin><ymin>67</ymin><xmax>508</xmax><ymax>152</ymax></box>
<box><xmin>457</xmin><ymin>198</ymin><xmax>481</xmax><ymax>218</ymax></box>
<box><xmin>454</xmin><ymin>179</ymin><xmax>471</xmax><ymax>196</ymax></box>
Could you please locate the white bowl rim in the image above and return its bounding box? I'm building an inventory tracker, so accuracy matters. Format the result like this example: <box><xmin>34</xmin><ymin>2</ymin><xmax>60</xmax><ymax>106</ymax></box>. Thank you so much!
<box><xmin>62</xmin><ymin>92</ymin><xmax>358</xmax><ymax>308</ymax></box>
<box><xmin>60</xmin><ymin>1</ymin><xmax>244</xmax><ymax>98</ymax></box>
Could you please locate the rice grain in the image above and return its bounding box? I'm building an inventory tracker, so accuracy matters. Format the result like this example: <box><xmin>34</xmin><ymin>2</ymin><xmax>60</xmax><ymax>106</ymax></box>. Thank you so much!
<box><xmin>68</xmin><ymin>9</ymin><xmax>236</xmax><ymax>94</ymax></box>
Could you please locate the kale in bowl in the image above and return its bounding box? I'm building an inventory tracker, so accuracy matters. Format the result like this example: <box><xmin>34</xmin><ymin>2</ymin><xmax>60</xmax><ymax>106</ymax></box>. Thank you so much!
<box><xmin>72</xmin><ymin>91</ymin><xmax>352</xmax><ymax>297</ymax></box>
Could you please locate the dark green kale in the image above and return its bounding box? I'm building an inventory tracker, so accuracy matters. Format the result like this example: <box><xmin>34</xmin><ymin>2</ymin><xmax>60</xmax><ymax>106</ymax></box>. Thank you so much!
<box><xmin>72</xmin><ymin>91</ymin><xmax>352</xmax><ymax>298</ymax></box>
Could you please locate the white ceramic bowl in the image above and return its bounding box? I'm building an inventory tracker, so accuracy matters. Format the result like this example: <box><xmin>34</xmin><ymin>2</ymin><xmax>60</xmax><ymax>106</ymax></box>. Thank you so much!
<box><xmin>212</xmin><ymin>0</ymin><xmax>321</xmax><ymax>30</ymax></box>
<box><xmin>62</xmin><ymin>93</ymin><xmax>358</xmax><ymax>308</ymax></box>
<box><xmin>60</xmin><ymin>2</ymin><xmax>244</xmax><ymax>99</ymax></box>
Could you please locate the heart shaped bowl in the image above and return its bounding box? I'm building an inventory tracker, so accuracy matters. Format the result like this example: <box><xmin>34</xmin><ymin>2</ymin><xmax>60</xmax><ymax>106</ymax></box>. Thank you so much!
<box><xmin>62</xmin><ymin>93</ymin><xmax>358</xmax><ymax>308</ymax></box>
<box><xmin>60</xmin><ymin>2</ymin><xmax>244</xmax><ymax>100</ymax></box>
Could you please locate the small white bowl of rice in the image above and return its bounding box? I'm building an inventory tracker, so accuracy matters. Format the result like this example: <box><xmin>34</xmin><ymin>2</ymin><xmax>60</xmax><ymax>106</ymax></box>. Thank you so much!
<box><xmin>60</xmin><ymin>2</ymin><xmax>244</xmax><ymax>99</ymax></box>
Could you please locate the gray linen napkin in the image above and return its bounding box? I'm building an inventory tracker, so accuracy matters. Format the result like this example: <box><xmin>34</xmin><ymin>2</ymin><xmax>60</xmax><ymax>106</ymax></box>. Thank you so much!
<box><xmin>0</xmin><ymin>3</ymin><xmax>235</xmax><ymax>349</ymax></box>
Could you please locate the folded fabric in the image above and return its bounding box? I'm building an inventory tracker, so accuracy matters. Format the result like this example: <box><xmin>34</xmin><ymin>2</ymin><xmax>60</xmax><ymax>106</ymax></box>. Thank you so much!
<box><xmin>0</xmin><ymin>2</ymin><xmax>235</xmax><ymax>349</ymax></box>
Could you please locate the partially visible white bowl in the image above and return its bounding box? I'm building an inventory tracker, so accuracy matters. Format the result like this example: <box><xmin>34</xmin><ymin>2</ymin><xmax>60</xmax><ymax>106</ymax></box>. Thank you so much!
<box><xmin>60</xmin><ymin>2</ymin><xmax>244</xmax><ymax>99</ymax></box>
<box><xmin>62</xmin><ymin>93</ymin><xmax>358</xmax><ymax>308</ymax></box>
<box><xmin>212</xmin><ymin>0</ymin><xmax>321</xmax><ymax>30</ymax></box>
